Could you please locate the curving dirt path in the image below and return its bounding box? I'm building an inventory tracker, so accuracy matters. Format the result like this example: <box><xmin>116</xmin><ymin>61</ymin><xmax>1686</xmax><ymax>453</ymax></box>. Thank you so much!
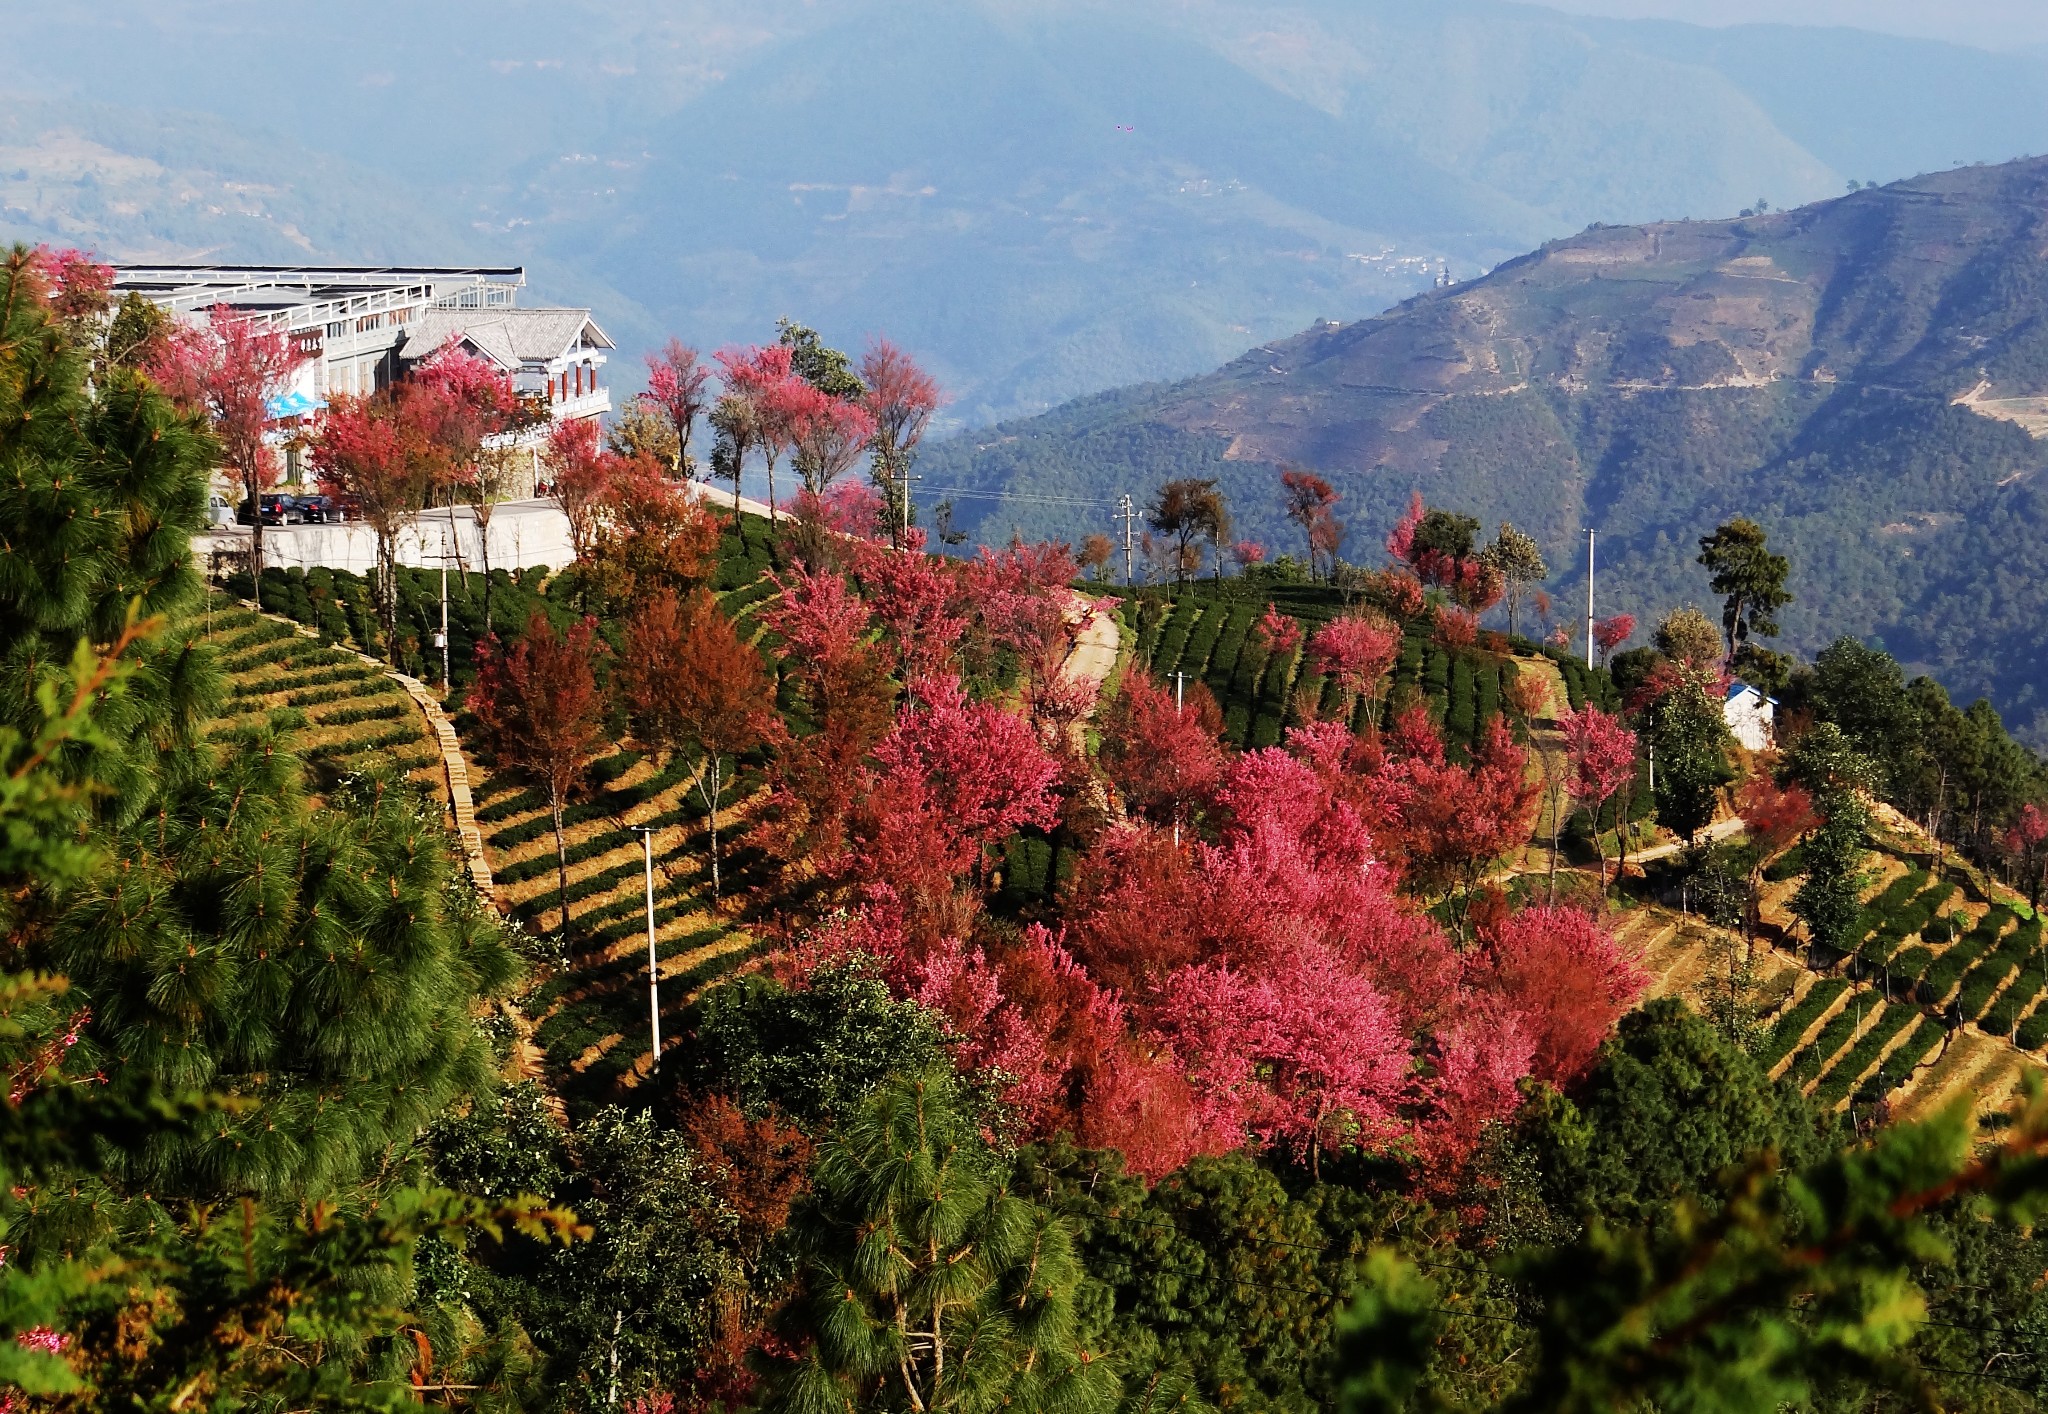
<box><xmin>1061</xmin><ymin>594</ymin><xmax>1121</xmax><ymax>697</ymax></box>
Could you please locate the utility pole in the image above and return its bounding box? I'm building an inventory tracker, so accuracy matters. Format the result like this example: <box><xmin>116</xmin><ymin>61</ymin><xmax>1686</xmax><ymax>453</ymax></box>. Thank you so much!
<box><xmin>900</xmin><ymin>472</ymin><xmax>921</xmax><ymax>546</ymax></box>
<box><xmin>1584</xmin><ymin>527</ymin><xmax>1597</xmax><ymax>671</ymax></box>
<box><xmin>1115</xmin><ymin>493</ymin><xmax>1138</xmax><ymax>586</ymax></box>
<box><xmin>633</xmin><ymin>825</ymin><xmax>660</xmax><ymax>1073</ymax></box>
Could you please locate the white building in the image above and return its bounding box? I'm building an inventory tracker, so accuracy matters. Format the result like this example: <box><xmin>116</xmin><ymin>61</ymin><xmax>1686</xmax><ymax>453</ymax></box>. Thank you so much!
<box><xmin>1723</xmin><ymin>681</ymin><xmax>1777</xmax><ymax>753</ymax></box>
<box><xmin>108</xmin><ymin>265</ymin><xmax>614</xmax><ymax>475</ymax></box>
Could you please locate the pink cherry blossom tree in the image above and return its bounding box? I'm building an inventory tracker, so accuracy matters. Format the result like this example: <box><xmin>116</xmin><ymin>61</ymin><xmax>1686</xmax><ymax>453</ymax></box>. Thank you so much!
<box><xmin>1309</xmin><ymin>611</ymin><xmax>1402</xmax><ymax>729</ymax></box>
<box><xmin>1152</xmin><ymin>942</ymin><xmax>1411</xmax><ymax>1178</ymax></box>
<box><xmin>714</xmin><ymin>343</ymin><xmax>798</xmax><ymax>523</ymax></box>
<box><xmin>860</xmin><ymin>338</ymin><xmax>944</xmax><ymax>546</ymax></box>
<box><xmin>150</xmin><ymin>304</ymin><xmax>305</xmax><ymax>581</ymax></box>
<box><xmin>1255</xmin><ymin>603</ymin><xmax>1303</xmax><ymax>659</ymax></box>
<box><xmin>1561</xmin><ymin>704</ymin><xmax>1640</xmax><ymax>892</ymax></box>
<box><xmin>1594</xmin><ymin>613</ymin><xmax>1636</xmax><ymax>666</ymax></box>
<box><xmin>644</xmin><ymin>339</ymin><xmax>712</xmax><ymax>475</ymax></box>
<box><xmin>791</xmin><ymin>390</ymin><xmax>879</xmax><ymax>497</ymax></box>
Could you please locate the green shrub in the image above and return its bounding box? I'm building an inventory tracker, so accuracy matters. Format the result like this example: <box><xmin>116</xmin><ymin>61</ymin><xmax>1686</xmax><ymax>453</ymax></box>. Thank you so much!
<box><xmin>1880</xmin><ymin>1017</ymin><xmax>1943</xmax><ymax>1096</ymax></box>
<box><xmin>1249</xmin><ymin>708</ymin><xmax>1285</xmax><ymax>749</ymax></box>
<box><xmin>1788</xmin><ymin>1005</ymin><xmax>1863</xmax><ymax>1086</ymax></box>
<box><xmin>1150</xmin><ymin>598</ymin><xmax>1203</xmax><ymax>674</ymax></box>
<box><xmin>1446</xmin><ymin>655</ymin><xmax>1477</xmax><ymax>746</ymax></box>
<box><xmin>1476</xmin><ymin>656</ymin><xmax>1503</xmax><ymax>730</ymax></box>
<box><xmin>1259</xmin><ymin>643</ymin><xmax>1300</xmax><ymax>705</ymax></box>
<box><xmin>314</xmin><ymin>700</ymin><xmax>409</xmax><ymax>728</ymax></box>
<box><xmin>1811</xmin><ymin>1002</ymin><xmax>1916</xmax><ymax>1108</ymax></box>
<box><xmin>1886</xmin><ymin>944</ymin><xmax>1935</xmax><ymax>986</ymax></box>
<box><xmin>1763</xmin><ymin>844</ymin><xmax>1807</xmax><ymax>882</ymax></box>
<box><xmin>1180</xmin><ymin>604</ymin><xmax>1227</xmax><ymax>680</ymax></box>
<box><xmin>1758</xmin><ymin>978</ymin><xmax>1850</xmax><ymax>1069</ymax></box>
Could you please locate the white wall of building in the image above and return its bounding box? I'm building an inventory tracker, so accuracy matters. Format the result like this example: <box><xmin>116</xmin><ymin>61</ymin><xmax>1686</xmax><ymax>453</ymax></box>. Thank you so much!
<box><xmin>194</xmin><ymin>499</ymin><xmax>577</xmax><ymax>577</ymax></box>
<box><xmin>1724</xmin><ymin>686</ymin><xmax>1776</xmax><ymax>753</ymax></box>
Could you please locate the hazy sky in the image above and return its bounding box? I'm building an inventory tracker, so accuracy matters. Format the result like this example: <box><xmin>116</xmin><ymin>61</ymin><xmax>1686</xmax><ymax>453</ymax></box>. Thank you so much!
<box><xmin>1533</xmin><ymin>0</ymin><xmax>2048</xmax><ymax>50</ymax></box>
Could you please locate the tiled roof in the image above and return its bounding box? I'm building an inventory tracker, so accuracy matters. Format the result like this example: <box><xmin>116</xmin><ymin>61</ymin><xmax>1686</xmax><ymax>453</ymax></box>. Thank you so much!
<box><xmin>399</xmin><ymin>308</ymin><xmax>613</xmax><ymax>369</ymax></box>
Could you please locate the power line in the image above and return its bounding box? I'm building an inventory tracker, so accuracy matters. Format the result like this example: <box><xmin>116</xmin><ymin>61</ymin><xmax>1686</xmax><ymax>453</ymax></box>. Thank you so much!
<box><xmin>911</xmin><ymin>485</ymin><xmax>1119</xmax><ymax>508</ymax></box>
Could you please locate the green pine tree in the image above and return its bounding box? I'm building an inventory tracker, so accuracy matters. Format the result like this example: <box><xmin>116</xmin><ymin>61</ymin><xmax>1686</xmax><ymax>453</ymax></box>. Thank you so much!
<box><xmin>767</xmin><ymin>1069</ymin><xmax>1121</xmax><ymax>1414</ymax></box>
<box><xmin>1784</xmin><ymin>724</ymin><xmax>1878</xmax><ymax>961</ymax></box>
<box><xmin>0</xmin><ymin>246</ymin><xmax>521</xmax><ymax>1205</ymax></box>
<box><xmin>1648</xmin><ymin>681</ymin><xmax>1736</xmax><ymax>844</ymax></box>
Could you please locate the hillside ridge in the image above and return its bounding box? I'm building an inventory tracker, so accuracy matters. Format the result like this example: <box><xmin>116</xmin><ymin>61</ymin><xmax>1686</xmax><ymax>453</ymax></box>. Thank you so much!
<box><xmin>924</xmin><ymin>155</ymin><xmax>2048</xmax><ymax>743</ymax></box>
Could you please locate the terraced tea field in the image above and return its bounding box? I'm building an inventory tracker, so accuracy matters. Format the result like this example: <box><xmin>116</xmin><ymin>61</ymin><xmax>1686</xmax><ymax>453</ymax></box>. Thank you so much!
<box><xmin>201</xmin><ymin>597</ymin><xmax>443</xmax><ymax>793</ymax></box>
<box><xmin>1117</xmin><ymin>587</ymin><xmax>1593</xmax><ymax>753</ymax></box>
<box><xmin>1632</xmin><ymin>854</ymin><xmax>2048</xmax><ymax>1121</ymax></box>
<box><xmin>460</xmin><ymin>581</ymin><xmax>779</xmax><ymax>1112</ymax></box>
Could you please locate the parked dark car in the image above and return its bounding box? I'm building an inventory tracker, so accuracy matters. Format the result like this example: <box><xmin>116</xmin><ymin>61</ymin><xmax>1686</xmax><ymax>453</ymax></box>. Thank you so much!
<box><xmin>238</xmin><ymin>493</ymin><xmax>303</xmax><ymax>526</ymax></box>
<box><xmin>298</xmin><ymin>494</ymin><xmax>344</xmax><ymax>523</ymax></box>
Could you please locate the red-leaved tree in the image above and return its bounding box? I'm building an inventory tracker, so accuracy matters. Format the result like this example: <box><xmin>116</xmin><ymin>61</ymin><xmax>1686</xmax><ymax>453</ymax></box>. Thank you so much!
<box><xmin>1476</xmin><ymin>904</ymin><xmax>1647</xmax><ymax>1084</ymax></box>
<box><xmin>151</xmin><ymin>304</ymin><xmax>305</xmax><ymax>582</ymax></box>
<box><xmin>855</xmin><ymin>675</ymin><xmax>1061</xmax><ymax>941</ymax></box>
<box><xmin>756</xmin><ymin>567</ymin><xmax>896</xmax><ymax>888</ymax></box>
<box><xmin>2007</xmin><ymin>803</ymin><xmax>2048</xmax><ymax>910</ymax></box>
<box><xmin>851</xmin><ymin>535</ymin><xmax>969</xmax><ymax>681</ymax></box>
<box><xmin>1561</xmin><ymin>704</ymin><xmax>1639</xmax><ymax>893</ymax></box>
<box><xmin>1593</xmin><ymin>612</ymin><xmax>1636</xmax><ymax>666</ymax></box>
<box><xmin>582</xmin><ymin>453</ymin><xmax>724</xmax><ymax>608</ymax></box>
<box><xmin>1098</xmin><ymin>670</ymin><xmax>1229</xmax><ymax>838</ymax></box>
<box><xmin>410</xmin><ymin>340</ymin><xmax>536</xmax><ymax>631</ymax></box>
<box><xmin>470</xmin><ymin>614</ymin><xmax>612</xmax><ymax>933</ymax></box>
<box><xmin>309</xmin><ymin>393</ymin><xmax>431</xmax><ymax>656</ymax></box>
<box><xmin>622</xmin><ymin>589</ymin><xmax>778</xmax><ymax>898</ymax></box>
<box><xmin>860</xmin><ymin>338</ymin><xmax>944</xmax><ymax>546</ymax></box>
<box><xmin>712</xmin><ymin>344</ymin><xmax>796</xmax><ymax>525</ymax></box>
<box><xmin>1379</xmin><ymin>711</ymin><xmax>1540</xmax><ymax>936</ymax></box>
<box><xmin>29</xmin><ymin>245</ymin><xmax>114</xmax><ymax>324</ymax></box>
<box><xmin>544</xmin><ymin>418</ymin><xmax>612</xmax><ymax>563</ymax></box>
<box><xmin>1738</xmin><ymin>775</ymin><xmax>1816</xmax><ymax>868</ymax></box>
<box><xmin>1279</xmin><ymin>468</ymin><xmax>1340</xmax><ymax>579</ymax></box>
<box><xmin>645</xmin><ymin>339</ymin><xmax>712</xmax><ymax>476</ymax></box>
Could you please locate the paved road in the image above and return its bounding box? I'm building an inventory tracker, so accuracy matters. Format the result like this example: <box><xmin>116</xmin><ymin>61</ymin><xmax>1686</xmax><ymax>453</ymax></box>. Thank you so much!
<box><xmin>1627</xmin><ymin>815</ymin><xmax>1747</xmax><ymax>864</ymax></box>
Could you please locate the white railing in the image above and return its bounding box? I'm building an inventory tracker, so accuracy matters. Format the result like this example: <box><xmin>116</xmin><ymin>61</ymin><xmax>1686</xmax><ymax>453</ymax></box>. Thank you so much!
<box><xmin>550</xmin><ymin>387</ymin><xmax>611</xmax><ymax>420</ymax></box>
<box><xmin>117</xmin><ymin>272</ymin><xmax>522</xmax><ymax>330</ymax></box>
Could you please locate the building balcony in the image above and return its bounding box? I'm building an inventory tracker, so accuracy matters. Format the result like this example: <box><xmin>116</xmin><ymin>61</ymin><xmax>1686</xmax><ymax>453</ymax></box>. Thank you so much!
<box><xmin>551</xmin><ymin>387</ymin><xmax>611</xmax><ymax>421</ymax></box>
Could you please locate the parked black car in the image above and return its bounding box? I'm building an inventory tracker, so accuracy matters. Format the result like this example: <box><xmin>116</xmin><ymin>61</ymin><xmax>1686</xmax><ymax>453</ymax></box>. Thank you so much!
<box><xmin>238</xmin><ymin>493</ymin><xmax>303</xmax><ymax>526</ymax></box>
<box><xmin>298</xmin><ymin>494</ymin><xmax>342</xmax><ymax>523</ymax></box>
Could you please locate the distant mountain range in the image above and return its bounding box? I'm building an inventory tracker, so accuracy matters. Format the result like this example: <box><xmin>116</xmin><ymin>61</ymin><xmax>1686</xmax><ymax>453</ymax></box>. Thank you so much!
<box><xmin>922</xmin><ymin>156</ymin><xmax>2048</xmax><ymax>744</ymax></box>
<box><xmin>7</xmin><ymin>0</ymin><xmax>2048</xmax><ymax>422</ymax></box>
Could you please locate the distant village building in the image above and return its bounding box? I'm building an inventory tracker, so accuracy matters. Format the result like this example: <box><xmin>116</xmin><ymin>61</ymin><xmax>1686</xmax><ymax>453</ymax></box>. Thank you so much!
<box><xmin>109</xmin><ymin>265</ymin><xmax>613</xmax><ymax>493</ymax></box>
<box><xmin>1723</xmin><ymin>681</ymin><xmax>1776</xmax><ymax>753</ymax></box>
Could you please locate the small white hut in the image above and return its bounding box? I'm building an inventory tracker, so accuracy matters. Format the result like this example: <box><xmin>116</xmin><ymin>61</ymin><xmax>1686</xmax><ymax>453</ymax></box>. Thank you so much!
<box><xmin>1723</xmin><ymin>681</ymin><xmax>1776</xmax><ymax>752</ymax></box>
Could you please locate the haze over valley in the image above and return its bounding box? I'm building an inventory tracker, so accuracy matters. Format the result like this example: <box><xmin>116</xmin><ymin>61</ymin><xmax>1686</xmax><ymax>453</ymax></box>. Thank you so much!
<box><xmin>9</xmin><ymin>0</ymin><xmax>2048</xmax><ymax>422</ymax></box>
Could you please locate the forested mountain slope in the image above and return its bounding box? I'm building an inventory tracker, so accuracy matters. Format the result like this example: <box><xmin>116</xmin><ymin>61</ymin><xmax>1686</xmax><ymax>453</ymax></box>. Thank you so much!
<box><xmin>925</xmin><ymin>156</ymin><xmax>2048</xmax><ymax>742</ymax></box>
<box><xmin>11</xmin><ymin>0</ymin><xmax>2048</xmax><ymax>420</ymax></box>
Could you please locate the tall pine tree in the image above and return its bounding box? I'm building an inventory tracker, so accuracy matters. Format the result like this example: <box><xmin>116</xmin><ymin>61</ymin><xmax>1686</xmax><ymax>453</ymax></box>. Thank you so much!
<box><xmin>0</xmin><ymin>246</ymin><xmax>519</xmax><ymax>1203</ymax></box>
